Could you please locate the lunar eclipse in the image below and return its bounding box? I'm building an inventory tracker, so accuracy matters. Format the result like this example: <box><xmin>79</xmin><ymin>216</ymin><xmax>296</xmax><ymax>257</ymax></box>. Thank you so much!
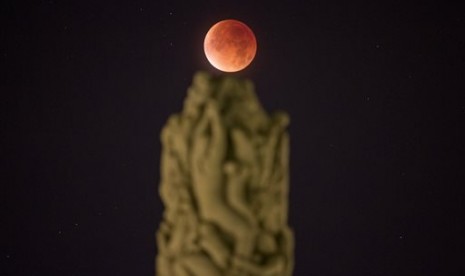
<box><xmin>204</xmin><ymin>19</ymin><xmax>257</xmax><ymax>72</ymax></box>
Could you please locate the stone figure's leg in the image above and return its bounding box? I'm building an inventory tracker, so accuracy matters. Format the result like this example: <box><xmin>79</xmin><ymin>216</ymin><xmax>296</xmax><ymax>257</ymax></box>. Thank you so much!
<box><xmin>230</xmin><ymin>128</ymin><xmax>256</xmax><ymax>164</ymax></box>
<box><xmin>207</xmin><ymin>205</ymin><xmax>256</xmax><ymax>257</ymax></box>
<box><xmin>256</xmin><ymin>230</ymin><xmax>278</xmax><ymax>255</ymax></box>
<box><xmin>167</xmin><ymin>214</ymin><xmax>189</xmax><ymax>255</ymax></box>
<box><xmin>159</xmin><ymin>115</ymin><xmax>187</xmax><ymax>225</ymax></box>
<box><xmin>225</xmin><ymin>161</ymin><xmax>256</xmax><ymax>226</ymax></box>
<box><xmin>230</xmin><ymin>127</ymin><xmax>261</xmax><ymax>192</ymax></box>
<box><xmin>258</xmin><ymin>112</ymin><xmax>289</xmax><ymax>189</ymax></box>
<box><xmin>260</xmin><ymin>130</ymin><xmax>290</xmax><ymax>234</ymax></box>
<box><xmin>172</xmin><ymin>259</ymin><xmax>190</xmax><ymax>276</ymax></box>
<box><xmin>159</xmin><ymin>155</ymin><xmax>181</xmax><ymax>223</ymax></box>
<box><xmin>232</xmin><ymin>254</ymin><xmax>285</xmax><ymax>276</ymax></box>
<box><xmin>199</xmin><ymin>222</ymin><xmax>231</xmax><ymax>269</ymax></box>
<box><xmin>179</xmin><ymin>254</ymin><xmax>222</xmax><ymax>276</ymax></box>
<box><xmin>155</xmin><ymin>254</ymin><xmax>172</xmax><ymax>276</ymax></box>
<box><xmin>282</xmin><ymin>226</ymin><xmax>295</xmax><ymax>276</ymax></box>
<box><xmin>156</xmin><ymin>222</ymin><xmax>170</xmax><ymax>254</ymax></box>
<box><xmin>161</xmin><ymin>114</ymin><xmax>189</xmax><ymax>172</ymax></box>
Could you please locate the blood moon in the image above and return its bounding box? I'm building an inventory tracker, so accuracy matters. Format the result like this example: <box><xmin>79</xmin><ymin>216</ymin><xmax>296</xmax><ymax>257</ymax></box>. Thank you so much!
<box><xmin>204</xmin><ymin>19</ymin><xmax>257</xmax><ymax>72</ymax></box>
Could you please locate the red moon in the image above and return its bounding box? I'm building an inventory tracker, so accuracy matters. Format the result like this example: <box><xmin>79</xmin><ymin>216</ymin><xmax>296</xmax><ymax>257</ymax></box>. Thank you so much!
<box><xmin>204</xmin><ymin>19</ymin><xmax>257</xmax><ymax>72</ymax></box>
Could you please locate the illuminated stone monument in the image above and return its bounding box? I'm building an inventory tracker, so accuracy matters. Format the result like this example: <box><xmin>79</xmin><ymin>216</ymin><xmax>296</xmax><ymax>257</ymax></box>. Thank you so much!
<box><xmin>155</xmin><ymin>71</ymin><xmax>294</xmax><ymax>276</ymax></box>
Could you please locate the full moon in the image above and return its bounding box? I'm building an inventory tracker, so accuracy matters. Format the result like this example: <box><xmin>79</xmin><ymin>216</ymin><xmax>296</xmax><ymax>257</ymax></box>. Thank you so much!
<box><xmin>204</xmin><ymin>19</ymin><xmax>257</xmax><ymax>72</ymax></box>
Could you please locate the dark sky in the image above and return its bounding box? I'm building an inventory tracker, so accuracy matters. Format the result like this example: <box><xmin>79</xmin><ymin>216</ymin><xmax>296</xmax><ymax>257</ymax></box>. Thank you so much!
<box><xmin>1</xmin><ymin>1</ymin><xmax>464</xmax><ymax>275</ymax></box>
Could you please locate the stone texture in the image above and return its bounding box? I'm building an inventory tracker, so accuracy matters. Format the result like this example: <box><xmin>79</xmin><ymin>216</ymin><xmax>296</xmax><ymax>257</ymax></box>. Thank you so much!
<box><xmin>156</xmin><ymin>72</ymin><xmax>293</xmax><ymax>276</ymax></box>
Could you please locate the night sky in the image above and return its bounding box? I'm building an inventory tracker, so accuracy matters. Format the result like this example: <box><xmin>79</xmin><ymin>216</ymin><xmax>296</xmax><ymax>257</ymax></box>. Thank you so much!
<box><xmin>1</xmin><ymin>1</ymin><xmax>464</xmax><ymax>275</ymax></box>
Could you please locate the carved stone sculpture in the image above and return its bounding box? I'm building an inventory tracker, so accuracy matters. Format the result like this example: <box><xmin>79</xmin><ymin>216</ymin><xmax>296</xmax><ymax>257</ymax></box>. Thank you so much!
<box><xmin>156</xmin><ymin>71</ymin><xmax>294</xmax><ymax>276</ymax></box>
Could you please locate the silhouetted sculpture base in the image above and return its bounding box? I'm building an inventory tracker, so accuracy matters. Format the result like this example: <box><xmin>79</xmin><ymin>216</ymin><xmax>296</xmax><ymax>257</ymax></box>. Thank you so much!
<box><xmin>156</xmin><ymin>72</ymin><xmax>294</xmax><ymax>276</ymax></box>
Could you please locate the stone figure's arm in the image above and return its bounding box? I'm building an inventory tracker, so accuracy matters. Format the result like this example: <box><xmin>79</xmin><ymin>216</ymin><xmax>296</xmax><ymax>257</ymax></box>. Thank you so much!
<box><xmin>190</xmin><ymin>100</ymin><xmax>226</xmax><ymax>211</ymax></box>
<box><xmin>191</xmin><ymin>100</ymin><xmax>226</xmax><ymax>169</ymax></box>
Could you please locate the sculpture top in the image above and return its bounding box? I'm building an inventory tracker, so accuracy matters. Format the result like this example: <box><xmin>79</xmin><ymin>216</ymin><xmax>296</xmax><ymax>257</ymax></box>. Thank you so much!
<box><xmin>183</xmin><ymin>71</ymin><xmax>282</xmax><ymax>132</ymax></box>
<box><xmin>156</xmin><ymin>72</ymin><xmax>293</xmax><ymax>276</ymax></box>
